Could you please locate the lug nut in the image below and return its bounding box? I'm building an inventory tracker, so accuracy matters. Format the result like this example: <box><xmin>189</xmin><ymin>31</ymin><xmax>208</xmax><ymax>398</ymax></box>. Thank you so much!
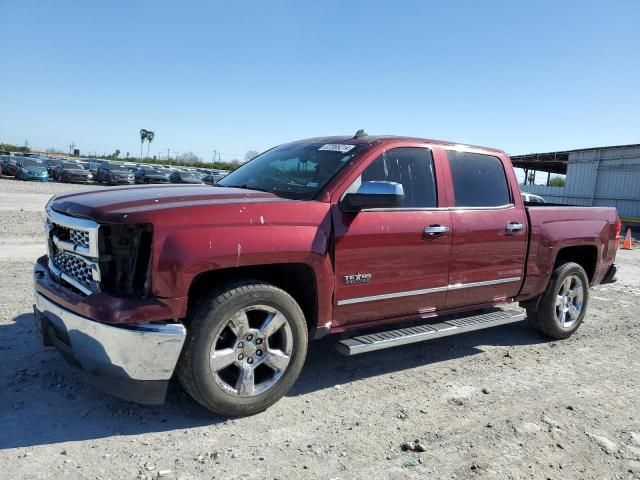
<box><xmin>237</xmin><ymin>342</ymin><xmax>244</xmax><ymax>348</ymax></box>
<box><xmin>247</xmin><ymin>357</ymin><xmax>254</xmax><ymax>364</ymax></box>
<box><xmin>256</xmin><ymin>349</ymin><xmax>263</xmax><ymax>356</ymax></box>
<box><xmin>256</xmin><ymin>338</ymin><xmax>263</xmax><ymax>345</ymax></box>
<box><xmin>238</xmin><ymin>354</ymin><xmax>244</xmax><ymax>360</ymax></box>
<box><xmin>247</xmin><ymin>334</ymin><xmax>253</xmax><ymax>341</ymax></box>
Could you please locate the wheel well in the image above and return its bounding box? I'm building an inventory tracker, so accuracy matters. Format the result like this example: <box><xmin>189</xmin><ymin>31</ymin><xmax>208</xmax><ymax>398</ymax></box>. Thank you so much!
<box><xmin>187</xmin><ymin>263</ymin><xmax>318</xmax><ymax>331</ymax></box>
<box><xmin>554</xmin><ymin>245</ymin><xmax>597</xmax><ymax>282</ymax></box>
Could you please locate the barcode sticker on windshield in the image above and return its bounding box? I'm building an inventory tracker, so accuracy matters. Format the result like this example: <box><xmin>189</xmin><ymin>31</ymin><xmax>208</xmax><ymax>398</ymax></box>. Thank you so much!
<box><xmin>319</xmin><ymin>144</ymin><xmax>356</xmax><ymax>153</ymax></box>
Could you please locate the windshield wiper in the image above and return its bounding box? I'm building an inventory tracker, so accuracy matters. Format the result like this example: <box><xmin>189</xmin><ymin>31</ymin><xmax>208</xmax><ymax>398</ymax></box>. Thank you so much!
<box><xmin>222</xmin><ymin>184</ymin><xmax>273</xmax><ymax>193</ymax></box>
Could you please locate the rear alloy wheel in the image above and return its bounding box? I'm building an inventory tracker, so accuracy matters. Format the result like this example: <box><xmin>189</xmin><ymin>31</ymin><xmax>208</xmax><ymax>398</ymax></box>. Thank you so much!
<box><xmin>527</xmin><ymin>262</ymin><xmax>589</xmax><ymax>339</ymax></box>
<box><xmin>177</xmin><ymin>282</ymin><xmax>308</xmax><ymax>416</ymax></box>
<box><xmin>554</xmin><ymin>274</ymin><xmax>584</xmax><ymax>330</ymax></box>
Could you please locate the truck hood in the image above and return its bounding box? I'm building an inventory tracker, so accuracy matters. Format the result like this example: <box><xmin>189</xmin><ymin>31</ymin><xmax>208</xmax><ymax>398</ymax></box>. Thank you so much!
<box><xmin>50</xmin><ymin>184</ymin><xmax>290</xmax><ymax>223</ymax></box>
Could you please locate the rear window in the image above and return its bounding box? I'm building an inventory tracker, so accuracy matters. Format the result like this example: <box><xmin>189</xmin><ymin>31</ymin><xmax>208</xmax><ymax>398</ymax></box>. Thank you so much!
<box><xmin>447</xmin><ymin>151</ymin><xmax>511</xmax><ymax>207</ymax></box>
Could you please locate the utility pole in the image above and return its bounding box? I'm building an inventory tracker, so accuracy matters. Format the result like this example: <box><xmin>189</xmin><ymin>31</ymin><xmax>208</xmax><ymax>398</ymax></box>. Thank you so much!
<box><xmin>167</xmin><ymin>148</ymin><xmax>170</xmax><ymax>160</ymax></box>
<box><xmin>68</xmin><ymin>142</ymin><xmax>76</xmax><ymax>155</ymax></box>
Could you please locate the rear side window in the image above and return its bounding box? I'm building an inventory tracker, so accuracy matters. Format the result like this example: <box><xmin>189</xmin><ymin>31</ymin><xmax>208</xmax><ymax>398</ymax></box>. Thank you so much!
<box><xmin>447</xmin><ymin>151</ymin><xmax>511</xmax><ymax>207</ymax></box>
<box><xmin>361</xmin><ymin>147</ymin><xmax>437</xmax><ymax>208</ymax></box>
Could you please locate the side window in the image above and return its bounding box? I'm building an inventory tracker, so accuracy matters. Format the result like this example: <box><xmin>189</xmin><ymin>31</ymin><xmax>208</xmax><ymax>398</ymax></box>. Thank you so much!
<box><xmin>359</xmin><ymin>147</ymin><xmax>437</xmax><ymax>208</ymax></box>
<box><xmin>447</xmin><ymin>151</ymin><xmax>511</xmax><ymax>207</ymax></box>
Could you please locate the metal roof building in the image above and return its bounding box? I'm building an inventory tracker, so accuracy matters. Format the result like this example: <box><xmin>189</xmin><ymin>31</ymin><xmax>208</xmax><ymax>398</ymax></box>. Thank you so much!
<box><xmin>512</xmin><ymin>144</ymin><xmax>640</xmax><ymax>223</ymax></box>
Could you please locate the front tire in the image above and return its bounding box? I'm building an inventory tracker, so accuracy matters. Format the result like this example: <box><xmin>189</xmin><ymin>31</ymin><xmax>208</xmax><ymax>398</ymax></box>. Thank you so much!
<box><xmin>527</xmin><ymin>262</ymin><xmax>589</xmax><ymax>339</ymax></box>
<box><xmin>177</xmin><ymin>281</ymin><xmax>308</xmax><ymax>416</ymax></box>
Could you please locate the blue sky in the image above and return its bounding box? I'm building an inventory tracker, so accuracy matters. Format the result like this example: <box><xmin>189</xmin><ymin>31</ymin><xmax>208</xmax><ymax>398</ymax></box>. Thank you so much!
<box><xmin>1</xmin><ymin>0</ymin><xmax>638</xmax><ymax>162</ymax></box>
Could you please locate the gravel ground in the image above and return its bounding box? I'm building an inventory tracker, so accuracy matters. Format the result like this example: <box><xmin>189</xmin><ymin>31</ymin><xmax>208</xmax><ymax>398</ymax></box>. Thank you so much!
<box><xmin>1</xmin><ymin>179</ymin><xmax>639</xmax><ymax>480</ymax></box>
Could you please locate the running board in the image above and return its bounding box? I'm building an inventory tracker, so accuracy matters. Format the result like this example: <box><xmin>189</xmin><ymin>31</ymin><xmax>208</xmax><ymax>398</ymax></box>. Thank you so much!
<box><xmin>336</xmin><ymin>309</ymin><xmax>526</xmax><ymax>355</ymax></box>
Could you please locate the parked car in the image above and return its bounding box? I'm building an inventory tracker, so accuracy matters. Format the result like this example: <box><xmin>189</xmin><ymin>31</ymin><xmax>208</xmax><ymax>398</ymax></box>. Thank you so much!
<box><xmin>1</xmin><ymin>156</ymin><xmax>18</xmax><ymax>176</ymax></box>
<box><xmin>134</xmin><ymin>167</ymin><xmax>171</xmax><ymax>184</ymax></box>
<box><xmin>521</xmin><ymin>192</ymin><xmax>546</xmax><ymax>204</ymax></box>
<box><xmin>0</xmin><ymin>154</ymin><xmax>10</xmax><ymax>178</ymax></box>
<box><xmin>16</xmin><ymin>157</ymin><xmax>48</xmax><ymax>181</ymax></box>
<box><xmin>95</xmin><ymin>162</ymin><xmax>135</xmax><ymax>185</ymax></box>
<box><xmin>34</xmin><ymin>133</ymin><xmax>619</xmax><ymax>416</ymax></box>
<box><xmin>89</xmin><ymin>160</ymin><xmax>109</xmax><ymax>175</ymax></box>
<box><xmin>169</xmin><ymin>170</ymin><xmax>204</xmax><ymax>184</ymax></box>
<box><xmin>54</xmin><ymin>161</ymin><xmax>94</xmax><ymax>183</ymax></box>
<box><xmin>45</xmin><ymin>158</ymin><xmax>64</xmax><ymax>178</ymax></box>
<box><xmin>207</xmin><ymin>169</ymin><xmax>230</xmax><ymax>182</ymax></box>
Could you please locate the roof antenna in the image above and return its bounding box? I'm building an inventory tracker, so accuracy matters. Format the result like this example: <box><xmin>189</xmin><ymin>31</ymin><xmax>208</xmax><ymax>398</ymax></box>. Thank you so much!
<box><xmin>353</xmin><ymin>129</ymin><xmax>367</xmax><ymax>139</ymax></box>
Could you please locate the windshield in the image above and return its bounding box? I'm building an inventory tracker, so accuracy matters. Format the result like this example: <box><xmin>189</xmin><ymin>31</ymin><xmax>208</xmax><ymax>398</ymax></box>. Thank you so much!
<box><xmin>22</xmin><ymin>159</ymin><xmax>45</xmax><ymax>168</ymax></box>
<box><xmin>110</xmin><ymin>163</ymin><xmax>128</xmax><ymax>172</ymax></box>
<box><xmin>63</xmin><ymin>162</ymin><xmax>80</xmax><ymax>169</ymax></box>
<box><xmin>144</xmin><ymin>168</ymin><xmax>163</xmax><ymax>174</ymax></box>
<box><xmin>218</xmin><ymin>142</ymin><xmax>366</xmax><ymax>199</ymax></box>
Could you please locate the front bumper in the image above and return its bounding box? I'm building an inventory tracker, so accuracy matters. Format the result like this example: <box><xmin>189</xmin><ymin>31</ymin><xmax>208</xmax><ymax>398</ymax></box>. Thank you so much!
<box><xmin>23</xmin><ymin>175</ymin><xmax>49</xmax><ymax>182</ymax></box>
<box><xmin>109</xmin><ymin>177</ymin><xmax>135</xmax><ymax>184</ymax></box>
<box><xmin>33</xmin><ymin>292</ymin><xmax>186</xmax><ymax>405</ymax></box>
<box><xmin>64</xmin><ymin>175</ymin><xmax>93</xmax><ymax>183</ymax></box>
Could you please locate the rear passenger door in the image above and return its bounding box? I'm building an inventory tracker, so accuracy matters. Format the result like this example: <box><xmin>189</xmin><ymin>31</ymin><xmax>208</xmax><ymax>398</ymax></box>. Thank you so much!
<box><xmin>443</xmin><ymin>150</ymin><xmax>527</xmax><ymax>309</ymax></box>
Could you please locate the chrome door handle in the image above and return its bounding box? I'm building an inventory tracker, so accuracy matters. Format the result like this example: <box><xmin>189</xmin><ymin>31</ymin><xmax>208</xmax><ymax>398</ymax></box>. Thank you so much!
<box><xmin>424</xmin><ymin>225</ymin><xmax>450</xmax><ymax>237</ymax></box>
<box><xmin>505</xmin><ymin>222</ymin><xmax>524</xmax><ymax>233</ymax></box>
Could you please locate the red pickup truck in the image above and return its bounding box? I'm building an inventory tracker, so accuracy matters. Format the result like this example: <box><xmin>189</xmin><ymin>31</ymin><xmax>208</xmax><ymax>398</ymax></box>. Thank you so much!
<box><xmin>33</xmin><ymin>133</ymin><xmax>620</xmax><ymax>416</ymax></box>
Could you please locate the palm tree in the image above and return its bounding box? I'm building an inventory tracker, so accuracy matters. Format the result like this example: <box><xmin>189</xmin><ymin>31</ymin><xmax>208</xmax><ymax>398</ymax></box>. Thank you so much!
<box><xmin>139</xmin><ymin>129</ymin><xmax>148</xmax><ymax>161</ymax></box>
<box><xmin>146</xmin><ymin>130</ymin><xmax>155</xmax><ymax>159</ymax></box>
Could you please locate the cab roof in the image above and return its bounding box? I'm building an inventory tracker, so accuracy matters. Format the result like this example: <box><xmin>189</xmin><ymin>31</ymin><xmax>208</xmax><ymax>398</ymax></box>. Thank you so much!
<box><xmin>291</xmin><ymin>134</ymin><xmax>506</xmax><ymax>155</ymax></box>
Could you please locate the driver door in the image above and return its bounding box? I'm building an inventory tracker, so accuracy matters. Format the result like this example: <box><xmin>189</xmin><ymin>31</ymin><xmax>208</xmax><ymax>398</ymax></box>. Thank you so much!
<box><xmin>332</xmin><ymin>146</ymin><xmax>452</xmax><ymax>328</ymax></box>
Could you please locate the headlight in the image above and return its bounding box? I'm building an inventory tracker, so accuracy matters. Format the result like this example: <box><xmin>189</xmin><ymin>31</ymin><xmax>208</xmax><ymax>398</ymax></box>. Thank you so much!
<box><xmin>87</xmin><ymin>173</ymin><xmax>93</xmax><ymax>178</ymax></box>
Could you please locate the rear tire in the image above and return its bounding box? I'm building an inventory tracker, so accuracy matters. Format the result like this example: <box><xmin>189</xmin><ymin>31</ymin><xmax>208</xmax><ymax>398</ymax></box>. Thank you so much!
<box><xmin>177</xmin><ymin>281</ymin><xmax>308</xmax><ymax>416</ymax></box>
<box><xmin>527</xmin><ymin>262</ymin><xmax>589</xmax><ymax>339</ymax></box>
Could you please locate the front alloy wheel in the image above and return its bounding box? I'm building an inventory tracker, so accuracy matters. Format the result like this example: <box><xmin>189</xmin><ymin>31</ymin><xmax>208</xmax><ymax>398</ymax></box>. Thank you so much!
<box><xmin>177</xmin><ymin>281</ymin><xmax>308</xmax><ymax>416</ymax></box>
<box><xmin>210</xmin><ymin>305</ymin><xmax>293</xmax><ymax>397</ymax></box>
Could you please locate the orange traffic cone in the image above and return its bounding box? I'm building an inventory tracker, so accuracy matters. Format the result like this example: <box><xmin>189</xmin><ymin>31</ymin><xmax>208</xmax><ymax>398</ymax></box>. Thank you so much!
<box><xmin>622</xmin><ymin>228</ymin><xmax>633</xmax><ymax>250</ymax></box>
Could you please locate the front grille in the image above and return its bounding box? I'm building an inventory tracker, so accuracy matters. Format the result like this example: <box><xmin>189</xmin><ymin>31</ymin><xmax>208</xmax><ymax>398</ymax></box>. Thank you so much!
<box><xmin>69</xmin><ymin>229</ymin><xmax>90</xmax><ymax>248</ymax></box>
<box><xmin>51</xmin><ymin>250</ymin><xmax>99</xmax><ymax>292</ymax></box>
<box><xmin>47</xmin><ymin>220</ymin><xmax>91</xmax><ymax>250</ymax></box>
<box><xmin>46</xmin><ymin>208</ymin><xmax>100</xmax><ymax>295</ymax></box>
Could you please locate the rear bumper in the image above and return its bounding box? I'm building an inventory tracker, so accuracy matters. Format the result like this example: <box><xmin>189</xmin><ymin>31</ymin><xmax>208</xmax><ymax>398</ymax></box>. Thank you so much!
<box><xmin>601</xmin><ymin>263</ymin><xmax>618</xmax><ymax>284</ymax></box>
<box><xmin>33</xmin><ymin>292</ymin><xmax>186</xmax><ymax>405</ymax></box>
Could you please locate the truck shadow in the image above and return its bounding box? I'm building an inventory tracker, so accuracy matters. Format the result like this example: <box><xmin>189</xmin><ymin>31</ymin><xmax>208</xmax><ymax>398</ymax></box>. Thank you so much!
<box><xmin>1</xmin><ymin>312</ymin><xmax>549</xmax><ymax>449</ymax></box>
<box><xmin>293</xmin><ymin>320</ymin><xmax>547</xmax><ymax>395</ymax></box>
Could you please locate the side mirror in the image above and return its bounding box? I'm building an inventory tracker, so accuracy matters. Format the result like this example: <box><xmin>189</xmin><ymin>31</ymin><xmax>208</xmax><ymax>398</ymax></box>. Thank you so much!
<box><xmin>342</xmin><ymin>181</ymin><xmax>404</xmax><ymax>212</ymax></box>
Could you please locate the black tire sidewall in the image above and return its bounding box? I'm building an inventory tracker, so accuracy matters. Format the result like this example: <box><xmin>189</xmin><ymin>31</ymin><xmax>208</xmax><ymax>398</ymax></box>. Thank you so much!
<box><xmin>186</xmin><ymin>283</ymin><xmax>308</xmax><ymax>416</ymax></box>
<box><xmin>538</xmin><ymin>262</ymin><xmax>589</xmax><ymax>339</ymax></box>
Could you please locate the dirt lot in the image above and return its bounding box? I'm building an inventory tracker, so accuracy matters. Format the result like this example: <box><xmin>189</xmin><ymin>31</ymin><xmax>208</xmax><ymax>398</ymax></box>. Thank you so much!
<box><xmin>1</xmin><ymin>177</ymin><xmax>639</xmax><ymax>480</ymax></box>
